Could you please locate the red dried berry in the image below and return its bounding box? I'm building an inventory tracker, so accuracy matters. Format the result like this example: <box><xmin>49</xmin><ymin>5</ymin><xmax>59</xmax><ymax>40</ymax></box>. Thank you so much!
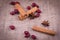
<box><xmin>10</xmin><ymin>2</ymin><xmax>16</xmax><ymax>5</ymax></box>
<box><xmin>36</xmin><ymin>9</ymin><xmax>41</xmax><ymax>13</ymax></box>
<box><xmin>10</xmin><ymin>2</ymin><xmax>20</xmax><ymax>5</ymax></box>
<box><xmin>31</xmin><ymin>35</ymin><xmax>37</xmax><ymax>39</ymax></box>
<box><xmin>9</xmin><ymin>25</ymin><xmax>15</xmax><ymax>30</ymax></box>
<box><xmin>34</xmin><ymin>13</ymin><xmax>40</xmax><ymax>17</ymax></box>
<box><xmin>27</xmin><ymin>6</ymin><xmax>31</xmax><ymax>10</ymax></box>
<box><xmin>24</xmin><ymin>31</ymin><xmax>30</xmax><ymax>35</ymax></box>
<box><xmin>36</xmin><ymin>5</ymin><xmax>39</xmax><ymax>8</ymax></box>
<box><xmin>24</xmin><ymin>34</ymin><xmax>30</xmax><ymax>38</ymax></box>
<box><xmin>14</xmin><ymin>9</ymin><xmax>19</xmax><ymax>14</ymax></box>
<box><xmin>31</xmin><ymin>3</ymin><xmax>37</xmax><ymax>7</ymax></box>
<box><xmin>31</xmin><ymin>3</ymin><xmax>39</xmax><ymax>8</ymax></box>
<box><xmin>10</xmin><ymin>11</ymin><xmax>15</xmax><ymax>15</ymax></box>
<box><xmin>15</xmin><ymin>2</ymin><xmax>20</xmax><ymax>4</ymax></box>
<box><xmin>24</xmin><ymin>31</ymin><xmax>30</xmax><ymax>38</ymax></box>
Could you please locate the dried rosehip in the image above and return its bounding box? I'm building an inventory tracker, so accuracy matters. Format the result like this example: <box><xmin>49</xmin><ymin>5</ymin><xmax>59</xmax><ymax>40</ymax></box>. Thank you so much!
<box><xmin>34</xmin><ymin>13</ymin><xmax>40</xmax><ymax>17</ymax></box>
<box><xmin>31</xmin><ymin>3</ymin><xmax>39</xmax><ymax>8</ymax></box>
<box><xmin>9</xmin><ymin>25</ymin><xmax>15</xmax><ymax>30</ymax></box>
<box><xmin>10</xmin><ymin>1</ymin><xmax>20</xmax><ymax>5</ymax></box>
<box><xmin>14</xmin><ymin>9</ymin><xmax>19</xmax><ymax>14</ymax></box>
<box><xmin>36</xmin><ymin>9</ymin><xmax>41</xmax><ymax>13</ymax></box>
<box><xmin>10</xmin><ymin>2</ymin><xmax>16</xmax><ymax>5</ymax></box>
<box><xmin>24</xmin><ymin>34</ymin><xmax>30</xmax><ymax>38</ymax></box>
<box><xmin>27</xmin><ymin>6</ymin><xmax>31</xmax><ymax>10</ymax></box>
<box><xmin>31</xmin><ymin>3</ymin><xmax>37</xmax><ymax>7</ymax></box>
<box><xmin>36</xmin><ymin>5</ymin><xmax>39</xmax><ymax>8</ymax></box>
<box><xmin>10</xmin><ymin>11</ymin><xmax>15</xmax><ymax>15</ymax></box>
<box><xmin>24</xmin><ymin>31</ymin><xmax>30</xmax><ymax>38</ymax></box>
<box><xmin>15</xmin><ymin>2</ymin><xmax>20</xmax><ymax>4</ymax></box>
<box><xmin>31</xmin><ymin>35</ymin><xmax>37</xmax><ymax>39</ymax></box>
<box><xmin>24</xmin><ymin>31</ymin><xmax>30</xmax><ymax>35</ymax></box>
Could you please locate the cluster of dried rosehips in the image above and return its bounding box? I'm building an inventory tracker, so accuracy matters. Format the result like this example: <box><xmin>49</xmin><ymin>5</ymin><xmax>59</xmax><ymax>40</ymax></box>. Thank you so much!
<box><xmin>10</xmin><ymin>2</ymin><xmax>20</xmax><ymax>15</ymax></box>
<box><xmin>24</xmin><ymin>31</ymin><xmax>37</xmax><ymax>40</ymax></box>
<box><xmin>9</xmin><ymin>25</ymin><xmax>37</xmax><ymax>40</ymax></box>
<box><xmin>27</xmin><ymin>3</ymin><xmax>41</xmax><ymax>19</ymax></box>
<box><xmin>10</xmin><ymin>2</ymin><xmax>41</xmax><ymax>19</ymax></box>
<box><xmin>10</xmin><ymin>9</ymin><xmax>19</xmax><ymax>15</ymax></box>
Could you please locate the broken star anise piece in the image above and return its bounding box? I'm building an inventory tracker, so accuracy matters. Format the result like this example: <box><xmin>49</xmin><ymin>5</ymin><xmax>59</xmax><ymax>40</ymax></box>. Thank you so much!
<box><xmin>28</xmin><ymin>13</ymin><xmax>35</xmax><ymax>19</ymax></box>
<box><xmin>41</xmin><ymin>20</ymin><xmax>49</xmax><ymax>26</ymax></box>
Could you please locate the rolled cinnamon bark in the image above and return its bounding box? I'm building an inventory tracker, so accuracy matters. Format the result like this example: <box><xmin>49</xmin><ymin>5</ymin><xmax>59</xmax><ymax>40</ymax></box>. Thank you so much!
<box><xmin>32</xmin><ymin>26</ymin><xmax>56</xmax><ymax>36</ymax></box>
<box><xmin>14</xmin><ymin>3</ymin><xmax>38</xmax><ymax>20</ymax></box>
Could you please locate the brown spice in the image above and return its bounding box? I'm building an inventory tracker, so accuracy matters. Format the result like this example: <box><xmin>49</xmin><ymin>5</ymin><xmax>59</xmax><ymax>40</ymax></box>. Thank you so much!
<box><xmin>41</xmin><ymin>20</ymin><xmax>49</xmax><ymax>26</ymax></box>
